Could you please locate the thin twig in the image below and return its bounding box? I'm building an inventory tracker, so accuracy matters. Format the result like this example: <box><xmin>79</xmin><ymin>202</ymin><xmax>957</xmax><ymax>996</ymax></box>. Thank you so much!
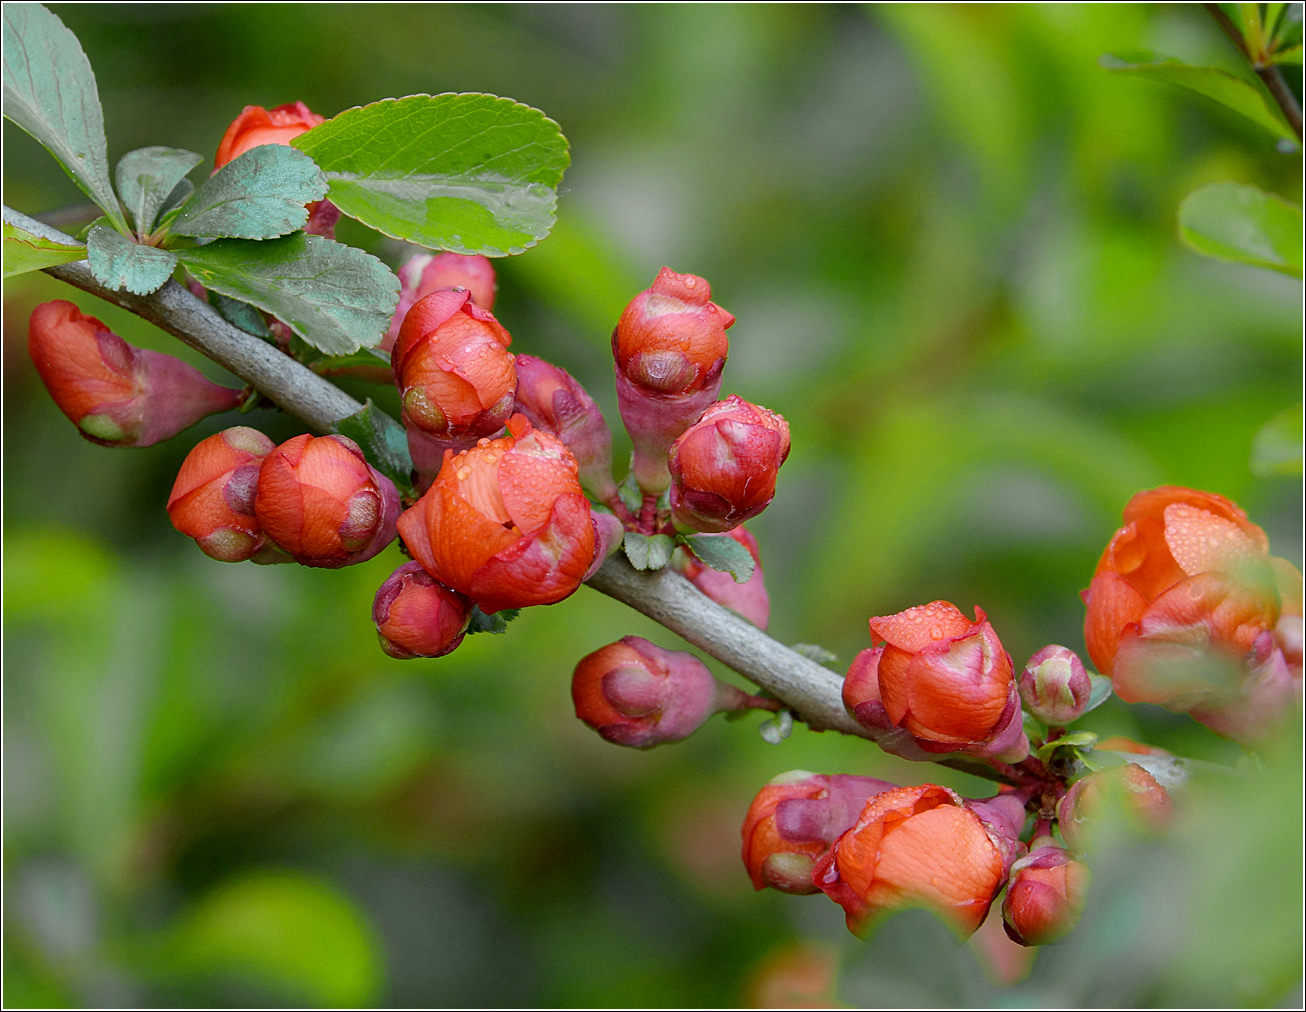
<box><xmin>1204</xmin><ymin>2</ymin><xmax>1304</xmax><ymax>141</ymax></box>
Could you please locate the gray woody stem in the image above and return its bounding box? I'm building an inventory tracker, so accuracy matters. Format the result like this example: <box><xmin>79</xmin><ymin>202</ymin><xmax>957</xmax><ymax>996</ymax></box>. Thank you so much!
<box><xmin>11</xmin><ymin>203</ymin><xmax>1011</xmax><ymax>787</ymax></box>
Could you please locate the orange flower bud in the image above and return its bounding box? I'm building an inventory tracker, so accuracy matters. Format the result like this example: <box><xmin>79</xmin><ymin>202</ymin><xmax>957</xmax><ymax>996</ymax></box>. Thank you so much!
<box><xmin>742</xmin><ymin>771</ymin><xmax>896</xmax><ymax>894</ymax></box>
<box><xmin>672</xmin><ymin>526</ymin><xmax>770</xmax><ymax>629</ymax></box>
<box><xmin>254</xmin><ymin>433</ymin><xmax>400</xmax><ymax>568</ymax></box>
<box><xmin>396</xmin><ymin>416</ymin><xmax>597</xmax><ymax>614</ymax></box>
<box><xmin>613</xmin><ymin>267</ymin><xmax>733</xmax><ymax>395</ymax></box>
<box><xmin>1083</xmin><ymin>486</ymin><xmax>1302</xmax><ymax>742</ymax></box>
<box><xmin>28</xmin><ymin>300</ymin><xmax>242</xmax><ymax>447</ymax></box>
<box><xmin>372</xmin><ymin>561</ymin><xmax>473</xmax><ymax>659</ymax></box>
<box><xmin>167</xmin><ymin>426</ymin><xmax>282</xmax><ymax>563</ymax></box>
<box><xmin>392</xmin><ymin>289</ymin><xmax>516</xmax><ymax>444</ymax></box>
<box><xmin>214</xmin><ymin>101</ymin><xmax>324</xmax><ymax>169</ymax></box>
<box><xmin>1056</xmin><ymin>764</ymin><xmax>1172</xmax><ymax>851</ymax></box>
<box><xmin>383</xmin><ymin>252</ymin><xmax>497</xmax><ymax>352</ymax></box>
<box><xmin>1001</xmin><ymin>844</ymin><xmax>1089</xmax><ymax>946</ymax></box>
<box><xmin>845</xmin><ymin>602</ymin><xmax>1029</xmax><ymax>762</ymax></box>
<box><xmin>814</xmin><ymin>784</ymin><xmax>1007</xmax><ymax>938</ymax></box>
<box><xmin>668</xmin><ymin>396</ymin><xmax>791</xmax><ymax>534</ymax></box>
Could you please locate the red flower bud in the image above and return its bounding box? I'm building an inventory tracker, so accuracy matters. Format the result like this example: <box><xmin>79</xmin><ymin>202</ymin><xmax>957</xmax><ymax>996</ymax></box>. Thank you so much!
<box><xmin>1001</xmin><ymin>845</ymin><xmax>1089</xmax><ymax>946</ymax></box>
<box><xmin>28</xmin><ymin>300</ymin><xmax>242</xmax><ymax>447</ymax></box>
<box><xmin>814</xmin><ymin>784</ymin><xmax>1007</xmax><ymax>938</ymax></box>
<box><xmin>1056</xmin><ymin>764</ymin><xmax>1172</xmax><ymax>852</ymax></box>
<box><xmin>254</xmin><ymin>433</ymin><xmax>400</xmax><ymax>568</ymax></box>
<box><xmin>571</xmin><ymin>636</ymin><xmax>757</xmax><ymax>748</ymax></box>
<box><xmin>612</xmin><ymin>268</ymin><xmax>734</xmax><ymax>493</ymax></box>
<box><xmin>167</xmin><ymin>426</ymin><xmax>283</xmax><ymax>563</ymax></box>
<box><xmin>741</xmin><ymin>771</ymin><xmax>896</xmax><ymax>894</ymax></box>
<box><xmin>667</xmin><ymin>396</ymin><xmax>791</xmax><ymax>534</ymax></box>
<box><xmin>393</xmin><ymin>289</ymin><xmax>516</xmax><ymax>450</ymax></box>
<box><xmin>844</xmin><ymin>602</ymin><xmax>1029</xmax><ymax>762</ymax></box>
<box><xmin>1018</xmin><ymin>645</ymin><xmax>1091</xmax><ymax>725</ymax></box>
<box><xmin>1083</xmin><ymin>486</ymin><xmax>1302</xmax><ymax>742</ymax></box>
<box><xmin>672</xmin><ymin>525</ymin><xmax>770</xmax><ymax>629</ymax></box>
<box><xmin>512</xmin><ymin>355</ymin><xmax>616</xmax><ymax>501</ymax></box>
<box><xmin>382</xmin><ymin>252</ymin><xmax>497</xmax><ymax>352</ymax></box>
<box><xmin>372</xmin><ymin>560</ymin><xmax>473</xmax><ymax>659</ymax></box>
<box><xmin>396</xmin><ymin>416</ymin><xmax>597</xmax><ymax>613</ymax></box>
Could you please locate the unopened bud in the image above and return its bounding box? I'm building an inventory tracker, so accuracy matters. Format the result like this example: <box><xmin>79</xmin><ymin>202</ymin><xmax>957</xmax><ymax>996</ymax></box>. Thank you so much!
<box><xmin>1002</xmin><ymin>844</ymin><xmax>1089</xmax><ymax>946</ymax></box>
<box><xmin>668</xmin><ymin>395</ymin><xmax>790</xmax><ymax>534</ymax></box>
<box><xmin>383</xmin><ymin>252</ymin><xmax>497</xmax><ymax>352</ymax></box>
<box><xmin>1057</xmin><ymin>764</ymin><xmax>1172</xmax><ymax>851</ymax></box>
<box><xmin>1019</xmin><ymin>645</ymin><xmax>1091</xmax><ymax>725</ymax></box>
<box><xmin>29</xmin><ymin>300</ymin><xmax>242</xmax><ymax>447</ymax></box>
<box><xmin>372</xmin><ymin>561</ymin><xmax>474</xmax><ymax>659</ymax></box>
<box><xmin>512</xmin><ymin>355</ymin><xmax>617</xmax><ymax>501</ymax></box>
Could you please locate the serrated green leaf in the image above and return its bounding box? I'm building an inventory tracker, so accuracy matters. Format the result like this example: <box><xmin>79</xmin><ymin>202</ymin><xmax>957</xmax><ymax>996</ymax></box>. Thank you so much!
<box><xmin>623</xmin><ymin>532</ymin><xmax>675</xmax><ymax>571</ymax></box>
<box><xmin>1037</xmin><ymin>729</ymin><xmax>1098</xmax><ymax>762</ymax></box>
<box><xmin>1082</xmin><ymin>673</ymin><xmax>1114</xmax><ymax>716</ymax></box>
<box><xmin>1178</xmin><ymin>182</ymin><xmax>1303</xmax><ymax>277</ymax></box>
<box><xmin>2</xmin><ymin>218</ymin><xmax>85</xmax><ymax>276</ymax></box>
<box><xmin>466</xmin><ymin>605</ymin><xmax>520</xmax><ymax>635</ymax></box>
<box><xmin>330</xmin><ymin>398</ymin><xmax>414</xmax><ymax>497</ymax></box>
<box><xmin>1250</xmin><ymin>404</ymin><xmax>1304</xmax><ymax>476</ymax></box>
<box><xmin>2</xmin><ymin>3</ymin><xmax>129</xmax><ymax>234</ymax></box>
<box><xmin>791</xmin><ymin>643</ymin><xmax>839</xmax><ymax>664</ymax></box>
<box><xmin>169</xmin><ymin>144</ymin><xmax>327</xmax><ymax>240</ymax></box>
<box><xmin>292</xmin><ymin>93</ymin><xmax>570</xmax><ymax>256</ymax></box>
<box><xmin>85</xmin><ymin>225</ymin><xmax>177</xmax><ymax>295</ymax></box>
<box><xmin>682</xmin><ymin>533</ymin><xmax>755</xmax><ymax>584</ymax></box>
<box><xmin>208</xmin><ymin>291</ymin><xmax>271</xmax><ymax>339</ymax></box>
<box><xmin>115</xmin><ymin>146</ymin><xmax>202</xmax><ymax>236</ymax></box>
<box><xmin>175</xmin><ymin>234</ymin><xmax>399</xmax><ymax>355</ymax></box>
<box><xmin>1100</xmin><ymin>54</ymin><xmax>1295</xmax><ymax>141</ymax></box>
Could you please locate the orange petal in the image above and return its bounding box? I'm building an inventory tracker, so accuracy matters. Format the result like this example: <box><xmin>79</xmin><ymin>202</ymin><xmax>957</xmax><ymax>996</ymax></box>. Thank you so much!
<box><xmin>869</xmin><ymin>601</ymin><xmax>974</xmax><ymax>653</ymax></box>
<box><xmin>1163</xmin><ymin>502</ymin><xmax>1267</xmax><ymax>577</ymax></box>
<box><xmin>1083</xmin><ymin>571</ymin><xmax>1149</xmax><ymax>675</ymax></box>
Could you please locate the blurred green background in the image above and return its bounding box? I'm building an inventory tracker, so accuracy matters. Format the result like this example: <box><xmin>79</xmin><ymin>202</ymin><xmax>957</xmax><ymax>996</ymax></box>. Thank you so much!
<box><xmin>4</xmin><ymin>3</ymin><xmax>1302</xmax><ymax>1008</ymax></box>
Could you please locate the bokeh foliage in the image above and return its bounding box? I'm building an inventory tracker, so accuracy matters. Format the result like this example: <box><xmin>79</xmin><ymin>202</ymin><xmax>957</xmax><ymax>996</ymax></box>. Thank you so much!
<box><xmin>3</xmin><ymin>4</ymin><xmax>1301</xmax><ymax>1007</ymax></box>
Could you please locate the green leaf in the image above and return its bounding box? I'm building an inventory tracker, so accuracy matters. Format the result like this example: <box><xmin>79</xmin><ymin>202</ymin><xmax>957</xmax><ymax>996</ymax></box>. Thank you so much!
<box><xmin>1082</xmin><ymin>673</ymin><xmax>1114</xmax><ymax>716</ymax></box>
<box><xmin>1037</xmin><ymin>729</ymin><xmax>1098</xmax><ymax>762</ymax></box>
<box><xmin>169</xmin><ymin>144</ymin><xmax>327</xmax><ymax>240</ymax></box>
<box><xmin>1100</xmin><ymin>54</ymin><xmax>1296</xmax><ymax>141</ymax></box>
<box><xmin>85</xmin><ymin>224</ymin><xmax>177</xmax><ymax>295</ymax></box>
<box><xmin>292</xmin><ymin>93</ymin><xmax>570</xmax><ymax>256</ymax></box>
<box><xmin>1271</xmin><ymin>44</ymin><xmax>1303</xmax><ymax>64</ymax></box>
<box><xmin>2</xmin><ymin>3</ymin><xmax>129</xmax><ymax>234</ymax></box>
<box><xmin>791</xmin><ymin>643</ymin><xmax>839</xmax><ymax>665</ymax></box>
<box><xmin>114</xmin><ymin>146</ymin><xmax>202</xmax><ymax>236</ymax></box>
<box><xmin>330</xmin><ymin>398</ymin><xmax>414</xmax><ymax>496</ymax></box>
<box><xmin>1077</xmin><ymin>747</ymin><xmax>1130</xmax><ymax>773</ymax></box>
<box><xmin>616</xmin><ymin>473</ymin><xmax>642</xmax><ymax>515</ymax></box>
<box><xmin>1178</xmin><ymin>182</ymin><xmax>1303</xmax><ymax>277</ymax></box>
<box><xmin>2</xmin><ymin>217</ymin><xmax>85</xmax><ymax>276</ymax></box>
<box><xmin>208</xmin><ymin>291</ymin><xmax>271</xmax><ymax>339</ymax></box>
<box><xmin>1250</xmin><ymin>404</ymin><xmax>1304</xmax><ymax>477</ymax></box>
<box><xmin>682</xmin><ymin>533</ymin><xmax>755</xmax><ymax>584</ymax></box>
<box><xmin>466</xmin><ymin>605</ymin><xmax>520</xmax><ymax>635</ymax></box>
<box><xmin>176</xmin><ymin>234</ymin><xmax>399</xmax><ymax>355</ymax></box>
<box><xmin>623</xmin><ymin>532</ymin><xmax>675</xmax><ymax>571</ymax></box>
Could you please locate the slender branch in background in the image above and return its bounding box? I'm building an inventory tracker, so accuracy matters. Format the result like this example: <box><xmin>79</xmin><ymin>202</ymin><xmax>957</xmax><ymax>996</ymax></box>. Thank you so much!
<box><xmin>1205</xmin><ymin>2</ymin><xmax>1304</xmax><ymax>141</ymax></box>
<box><xmin>8</xmin><ymin>203</ymin><xmax>1017</xmax><ymax>789</ymax></box>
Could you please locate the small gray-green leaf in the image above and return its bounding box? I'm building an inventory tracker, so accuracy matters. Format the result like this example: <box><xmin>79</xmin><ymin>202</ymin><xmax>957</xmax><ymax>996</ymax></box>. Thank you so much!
<box><xmin>169</xmin><ymin>144</ymin><xmax>327</xmax><ymax>240</ymax></box>
<box><xmin>466</xmin><ymin>606</ymin><xmax>520</xmax><ymax>635</ymax></box>
<box><xmin>682</xmin><ymin>533</ymin><xmax>755</xmax><ymax>584</ymax></box>
<box><xmin>623</xmin><ymin>532</ymin><xmax>675</xmax><ymax>571</ymax></box>
<box><xmin>208</xmin><ymin>291</ymin><xmax>271</xmax><ymax>339</ymax></box>
<box><xmin>617</xmin><ymin>473</ymin><xmax>642</xmax><ymax>515</ymax></box>
<box><xmin>2</xmin><ymin>4</ymin><xmax>129</xmax><ymax>234</ymax></box>
<box><xmin>791</xmin><ymin>643</ymin><xmax>838</xmax><ymax>665</ymax></box>
<box><xmin>1250</xmin><ymin>404</ymin><xmax>1303</xmax><ymax>477</ymax></box>
<box><xmin>1081</xmin><ymin>673</ymin><xmax>1114</xmax><ymax>716</ymax></box>
<box><xmin>115</xmin><ymin>146</ymin><xmax>202</xmax><ymax>235</ymax></box>
<box><xmin>176</xmin><ymin>234</ymin><xmax>399</xmax><ymax>355</ymax></box>
<box><xmin>1178</xmin><ymin>182</ymin><xmax>1303</xmax><ymax>277</ymax></box>
<box><xmin>3</xmin><ymin>217</ymin><xmax>85</xmax><ymax>276</ymax></box>
<box><xmin>292</xmin><ymin>93</ymin><xmax>569</xmax><ymax>256</ymax></box>
<box><xmin>86</xmin><ymin>225</ymin><xmax>177</xmax><ymax>295</ymax></box>
<box><xmin>1100</xmin><ymin>54</ymin><xmax>1295</xmax><ymax>141</ymax></box>
<box><xmin>331</xmin><ymin>399</ymin><xmax>414</xmax><ymax>497</ymax></box>
<box><xmin>1036</xmin><ymin>730</ymin><xmax>1098</xmax><ymax>762</ymax></box>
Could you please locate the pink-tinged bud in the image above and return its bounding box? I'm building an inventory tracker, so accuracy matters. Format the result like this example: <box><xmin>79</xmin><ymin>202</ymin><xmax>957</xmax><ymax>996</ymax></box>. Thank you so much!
<box><xmin>512</xmin><ymin>355</ymin><xmax>616</xmax><ymax>501</ymax></box>
<box><xmin>1057</xmin><ymin>764</ymin><xmax>1172</xmax><ymax>852</ymax></box>
<box><xmin>612</xmin><ymin>268</ymin><xmax>733</xmax><ymax>493</ymax></box>
<box><xmin>741</xmin><ymin>771</ymin><xmax>896</xmax><ymax>894</ymax></box>
<box><xmin>372</xmin><ymin>560</ymin><xmax>473</xmax><ymax>659</ymax></box>
<box><xmin>572</xmin><ymin>636</ymin><xmax>758</xmax><ymax>748</ymax></box>
<box><xmin>382</xmin><ymin>252</ymin><xmax>497</xmax><ymax>352</ymax></box>
<box><xmin>393</xmin><ymin>289</ymin><xmax>516</xmax><ymax>456</ymax></box>
<box><xmin>672</xmin><ymin>526</ymin><xmax>770</xmax><ymax>629</ymax></box>
<box><xmin>1019</xmin><ymin>645</ymin><xmax>1091</xmax><ymax>725</ymax></box>
<box><xmin>814</xmin><ymin>784</ymin><xmax>1007</xmax><ymax>938</ymax></box>
<box><xmin>844</xmin><ymin>603</ymin><xmax>1029</xmax><ymax>763</ymax></box>
<box><xmin>397</xmin><ymin>416</ymin><xmax>597</xmax><ymax>613</ymax></box>
<box><xmin>254</xmin><ymin>433</ymin><xmax>400</xmax><ymax>568</ymax></box>
<box><xmin>966</xmin><ymin>792</ymin><xmax>1030</xmax><ymax>877</ymax></box>
<box><xmin>167</xmin><ymin>426</ymin><xmax>283</xmax><ymax>563</ymax></box>
<box><xmin>668</xmin><ymin>396</ymin><xmax>791</xmax><ymax>534</ymax></box>
<box><xmin>1001</xmin><ymin>844</ymin><xmax>1089</xmax><ymax>946</ymax></box>
<box><xmin>28</xmin><ymin>301</ymin><xmax>243</xmax><ymax>447</ymax></box>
